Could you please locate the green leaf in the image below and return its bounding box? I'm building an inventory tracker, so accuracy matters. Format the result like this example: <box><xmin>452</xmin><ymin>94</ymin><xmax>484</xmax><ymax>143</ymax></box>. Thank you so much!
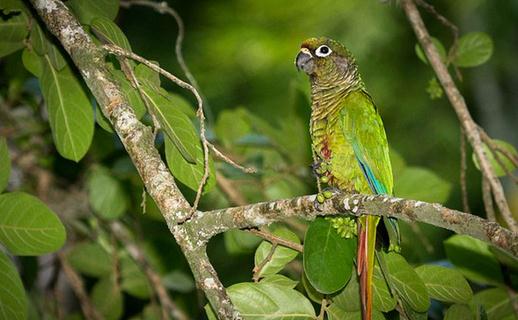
<box><xmin>67</xmin><ymin>0</ymin><xmax>120</xmax><ymax>25</ymax></box>
<box><xmin>415</xmin><ymin>37</ymin><xmax>447</xmax><ymax>65</ymax></box>
<box><xmin>224</xmin><ymin>229</ymin><xmax>261</xmax><ymax>255</ymax></box>
<box><xmin>0</xmin><ymin>137</ymin><xmax>11</xmax><ymax>193</ymax></box>
<box><xmin>444</xmin><ymin>235</ymin><xmax>503</xmax><ymax>285</ymax></box>
<box><xmin>111</xmin><ymin>70</ymin><xmax>146</xmax><ymax>119</ymax></box>
<box><xmin>384</xmin><ymin>252</ymin><xmax>430</xmax><ymax>312</ymax></box>
<box><xmin>215</xmin><ymin>108</ymin><xmax>252</xmax><ymax>147</ymax></box>
<box><xmin>254</xmin><ymin>224</ymin><xmax>300</xmax><ymax>278</ymax></box>
<box><xmin>135</xmin><ymin>63</ymin><xmax>160</xmax><ymax>88</ymax></box>
<box><xmin>331</xmin><ymin>270</ymin><xmax>360</xmax><ymax>312</ymax></box>
<box><xmin>0</xmin><ymin>13</ymin><xmax>28</xmax><ymax>58</ymax></box>
<box><xmin>91</xmin><ymin>276</ymin><xmax>123</xmax><ymax>320</ymax></box>
<box><xmin>326</xmin><ymin>305</ymin><xmax>385</xmax><ymax>320</ymax></box>
<box><xmin>454</xmin><ymin>32</ymin><xmax>493</xmax><ymax>67</ymax></box>
<box><xmin>29</xmin><ymin>23</ymin><xmax>47</xmax><ymax>55</ymax></box>
<box><xmin>67</xmin><ymin>242</ymin><xmax>113</xmax><ymax>277</ymax></box>
<box><xmin>21</xmin><ymin>48</ymin><xmax>43</xmax><ymax>77</ymax></box>
<box><xmin>40</xmin><ymin>59</ymin><xmax>94</xmax><ymax>161</ymax></box>
<box><xmin>372</xmin><ymin>264</ymin><xmax>397</xmax><ymax>312</ymax></box>
<box><xmin>95</xmin><ymin>103</ymin><xmax>114</xmax><ymax>132</ymax></box>
<box><xmin>204</xmin><ymin>304</ymin><xmax>218</xmax><ymax>320</ymax></box>
<box><xmin>472</xmin><ymin>288</ymin><xmax>514</xmax><ymax>320</ymax></box>
<box><xmin>91</xmin><ymin>17</ymin><xmax>131</xmax><ymax>50</ymax></box>
<box><xmin>1</xmin><ymin>0</ymin><xmax>29</xmax><ymax>13</ymax></box>
<box><xmin>303</xmin><ymin>218</ymin><xmax>355</xmax><ymax>294</ymax></box>
<box><xmin>163</xmin><ymin>92</ymin><xmax>195</xmax><ymax>118</ymax></box>
<box><xmin>227</xmin><ymin>282</ymin><xmax>315</xmax><ymax>319</ymax></box>
<box><xmin>164</xmin><ymin>135</ymin><xmax>216</xmax><ymax>194</ymax></box>
<box><xmin>472</xmin><ymin>139</ymin><xmax>518</xmax><ymax>177</ymax></box>
<box><xmin>260</xmin><ymin>274</ymin><xmax>298</xmax><ymax>289</ymax></box>
<box><xmin>302</xmin><ymin>271</ymin><xmax>324</xmax><ymax>303</ymax></box>
<box><xmin>415</xmin><ymin>264</ymin><xmax>473</xmax><ymax>304</ymax></box>
<box><xmin>120</xmin><ymin>255</ymin><xmax>152</xmax><ymax>299</ymax></box>
<box><xmin>0</xmin><ymin>251</ymin><xmax>27</xmax><ymax>320</ymax></box>
<box><xmin>0</xmin><ymin>192</ymin><xmax>66</xmax><ymax>255</ymax></box>
<box><xmin>162</xmin><ymin>270</ymin><xmax>195</xmax><ymax>293</ymax></box>
<box><xmin>87</xmin><ymin>167</ymin><xmax>128</xmax><ymax>219</ymax></box>
<box><xmin>141</xmin><ymin>85</ymin><xmax>197</xmax><ymax>163</ymax></box>
<box><xmin>47</xmin><ymin>43</ymin><xmax>67</xmax><ymax>71</ymax></box>
<box><xmin>444</xmin><ymin>304</ymin><xmax>474</xmax><ymax>320</ymax></box>
<box><xmin>394</xmin><ymin>167</ymin><xmax>451</xmax><ymax>203</ymax></box>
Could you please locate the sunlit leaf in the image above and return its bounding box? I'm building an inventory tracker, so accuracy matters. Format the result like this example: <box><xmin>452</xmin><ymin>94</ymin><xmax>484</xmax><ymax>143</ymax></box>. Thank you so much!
<box><xmin>414</xmin><ymin>37</ymin><xmax>447</xmax><ymax>65</ymax></box>
<box><xmin>326</xmin><ymin>305</ymin><xmax>385</xmax><ymax>320</ymax></box>
<box><xmin>372</xmin><ymin>263</ymin><xmax>397</xmax><ymax>312</ymax></box>
<box><xmin>91</xmin><ymin>276</ymin><xmax>123</xmax><ymax>320</ymax></box>
<box><xmin>303</xmin><ymin>218</ymin><xmax>355</xmax><ymax>294</ymax></box>
<box><xmin>444</xmin><ymin>235</ymin><xmax>503</xmax><ymax>285</ymax></box>
<box><xmin>0</xmin><ymin>192</ymin><xmax>66</xmax><ymax>255</ymax></box>
<box><xmin>0</xmin><ymin>137</ymin><xmax>10</xmax><ymax>193</ymax></box>
<box><xmin>87</xmin><ymin>167</ymin><xmax>128</xmax><ymax>219</ymax></box>
<box><xmin>91</xmin><ymin>16</ymin><xmax>131</xmax><ymax>50</ymax></box>
<box><xmin>472</xmin><ymin>139</ymin><xmax>518</xmax><ymax>177</ymax></box>
<box><xmin>227</xmin><ymin>282</ymin><xmax>315</xmax><ymax>319</ymax></box>
<box><xmin>164</xmin><ymin>136</ymin><xmax>216</xmax><ymax>194</ymax></box>
<box><xmin>384</xmin><ymin>252</ymin><xmax>430</xmax><ymax>312</ymax></box>
<box><xmin>415</xmin><ymin>264</ymin><xmax>472</xmax><ymax>304</ymax></box>
<box><xmin>135</xmin><ymin>63</ymin><xmax>160</xmax><ymax>88</ymax></box>
<box><xmin>67</xmin><ymin>242</ymin><xmax>112</xmax><ymax>277</ymax></box>
<box><xmin>21</xmin><ymin>48</ymin><xmax>42</xmax><ymax>78</ymax></box>
<box><xmin>40</xmin><ymin>59</ymin><xmax>94</xmax><ymax>161</ymax></box>
<box><xmin>67</xmin><ymin>0</ymin><xmax>120</xmax><ymax>25</ymax></box>
<box><xmin>260</xmin><ymin>274</ymin><xmax>298</xmax><ymax>289</ymax></box>
<box><xmin>254</xmin><ymin>224</ymin><xmax>300</xmax><ymax>278</ymax></box>
<box><xmin>444</xmin><ymin>304</ymin><xmax>474</xmax><ymax>320</ymax></box>
<box><xmin>454</xmin><ymin>32</ymin><xmax>493</xmax><ymax>67</ymax></box>
<box><xmin>0</xmin><ymin>251</ymin><xmax>27</xmax><ymax>320</ymax></box>
<box><xmin>471</xmin><ymin>288</ymin><xmax>514</xmax><ymax>320</ymax></box>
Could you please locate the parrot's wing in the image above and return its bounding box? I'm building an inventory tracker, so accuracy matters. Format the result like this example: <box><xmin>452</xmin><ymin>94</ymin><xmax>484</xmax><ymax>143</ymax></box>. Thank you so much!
<box><xmin>339</xmin><ymin>90</ymin><xmax>393</xmax><ymax>195</ymax></box>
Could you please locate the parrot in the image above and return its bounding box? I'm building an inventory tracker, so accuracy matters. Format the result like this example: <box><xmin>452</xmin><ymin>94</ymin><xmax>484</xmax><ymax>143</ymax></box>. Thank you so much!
<box><xmin>296</xmin><ymin>37</ymin><xmax>397</xmax><ymax>320</ymax></box>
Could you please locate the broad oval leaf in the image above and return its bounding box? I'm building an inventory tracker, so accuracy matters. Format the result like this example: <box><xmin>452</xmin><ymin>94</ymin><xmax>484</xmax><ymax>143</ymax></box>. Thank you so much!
<box><xmin>40</xmin><ymin>60</ymin><xmax>94</xmax><ymax>161</ymax></box>
<box><xmin>472</xmin><ymin>139</ymin><xmax>518</xmax><ymax>177</ymax></box>
<box><xmin>444</xmin><ymin>304</ymin><xmax>474</xmax><ymax>320</ymax></box>
<box><xmin>394</xmin><ymin>167</ymin><xmax>451</xmax><ymax>203</ymax></box>
<box><xmin>0</xmin><ymin>137</ymin><xmax>11</xmax><ymax>193</ymax></box>
<box><xmin>415</xmin><ymin>264</ymin><xmax>473</xmax><ymax>304</ymax></box>
<box><xmin>91</xmin><ymin>276</ymin><xmax>123</xmax><ymax>320</ymax></box>
<box><xmin>0</xmin><ymin>251</ymin><xmax>27</xmax><ymax>320</ymax></box>
<box><xmin>326</xmin><ymin>305</ymin><xmax>385</xmax><ymax>320</ymax></box>
<box><xmin>302</xmin><ymin>271</ymin><xmax>323</xmax><ymax>304</ymax></box>
<box><xmin>110</xmin><ymin>70</ymin><xmax>146</xmax><ymax>119</ymax></box>
<box><xmin>454</xmin><ymin>32</ymin><xmax>493</xmax><ymax>67</ymax></box>
<box><xmin>91</xmin><ymin>17</ymin><xmax>131</xmax><ymax>51</ymax></box>
<box><xmin>0</xmin><ymin>12</ymin><xmax>28</xmax><ymax>58</ymax></box>
<box><xmin>29</xmin><ymin>22</ymin><xmax>47</xmax><ymax>55</ymax></box>
<box><xmin>260</xmin><ymin>274</ymin><xmax>298</xmax><ymax>289</ymax></box>
<box><xmin>224</xmin><ymin>229</ymin><xmax>261</xmax><ymax>255</ymax></box>
<box><xmin>227</xmin><ymin>282</ymin><xmax>315</xmax><ymax>319</ymax></box>
<box><xmin>254</xmin><ymin>224</ymin><xmax>300</xmax><ymax>278</ymax></box>
<box><xmin>67</xmin><ymin>0</ymin><xmax>120</xmax><ymax>25</ymax></box>
<box><xmin>444</xmin><ymin>235</ymin><xmax>503</xmax><ymax>285</ymax></box>
<box><xmin>472</xmin><ymin>288</ymin><xmax>514</xmax><ymax>320</ymax></box>
<box><xmin>141</xmin><ymin>85</ymin><xmax>196</xmax><ymax>163</ymax></box>
<box><xmin>384</xmin><ymin>252</ymin><xmax>430</xmax><ymax>312</ymax></box>
<box><xmin>120</xmin><ymin>255</ymin><xmax>152</xmax><ymax>299</ymax></box>
<box><xmin>22</xmin><ymin>48</ymin><xmax>43</xmax><ymax>78</ymax></box>
<box><xmin>87</xmin><ymin>167</ymin><xmax>128</xmax><ymax>219</ymax></box>
<box><xmin>67</xmin><ymin>242</ymin><xmax>113</xmax><ymax>277</ymax></box>
<box><xmin>135</xmin><ymin>63</ymin><xmax>160</xmax><ymax>88</ymax></box>
<box><xmin>303</xmin><ymin>218</ymin><xmax>355</xmax><ymax>294</ymax></box>
<box><xmin>162</xmin><ymin>270</ymin><xmax>195</xmax><ymax>293</ymax></box>
<box><xmin>0</xmin><ymin>192</ymin><xmax>66</xmax><ymax>255</ymax></box>
<box><xmin>415</xmin><ymin>37</ymin><xmax>447</xmax><ymax>65</ymax></box>
<box><xmin>331</xmin><ymin>270</ymin><xmax>360</xmax><ymax>312</ymax></box>
<box><xmin>164</xmin><ymin>135</ymin><xmax>216</xmax><ymax>194</ymax></box>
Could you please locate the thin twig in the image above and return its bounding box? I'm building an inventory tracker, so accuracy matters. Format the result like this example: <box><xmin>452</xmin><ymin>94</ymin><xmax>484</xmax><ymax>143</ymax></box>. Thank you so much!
<box><xmin>209</xmin><ymin>142</ymin><xmax>256</xmax><ymax>174</ymax></box>
<box><xmin>482</xmin><ymin>176</ymin><xmax>496</xmax><ymax>222</ymax></box>
<box><xmin>248</xmin><ymin>228</ymin><xmax>303</xmax><ymax>253</ymax></box>
<box><xmin>460</xmin><ymin>130</ymin><xmax>470</xmax><ymax>213</ymax></box>
<box><xmin>252</xmin><ymin>243</ymin><xmax>277</xmax><ymax>282</ymax></box>
<box><xmin>110</xmin><ymin>222</ymin><xmax>189</xmax><ymax>320</ymax></box>
<box><xmin>216</xmin><ymin>174</ymin><xmax>248</xmax><ymax>206</ymax></box>
<box><xmin>401</xmin><ymin>0</ymin><xmax>518</xmax><ymax>232</ymax></box>
<box><xmin>103</xmin><ymin>44</ymin><xmax>209</xmax><ymax>215</ymax></box>
<box><xmin>57</xmin><ymin>252</ymin><xmax>102</xmax><ymax>320</ymax></box>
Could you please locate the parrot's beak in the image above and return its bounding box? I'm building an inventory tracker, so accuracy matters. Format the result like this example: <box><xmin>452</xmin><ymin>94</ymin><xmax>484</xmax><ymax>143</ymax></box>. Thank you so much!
<box><xmin>296</xmin><ymin>48</ymin><xmax>314</xmax><ymax>74</ymax></box>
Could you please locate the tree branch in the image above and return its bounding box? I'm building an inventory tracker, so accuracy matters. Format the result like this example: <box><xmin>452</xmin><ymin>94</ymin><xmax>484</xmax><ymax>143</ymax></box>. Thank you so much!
<box><xmin>400</xmin><ymin>0</ymin><xmax>518</xmax><ymax>232</ymax></box>
<box><xmin>183</xmin><ymin>193</ymin><xmax>518</xmax><ymax>257</ymax></box>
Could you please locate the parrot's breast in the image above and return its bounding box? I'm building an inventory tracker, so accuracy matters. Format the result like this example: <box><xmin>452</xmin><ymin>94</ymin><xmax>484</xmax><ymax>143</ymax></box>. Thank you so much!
<box><xmin>311</xmin><ymin>109</ymin><xmax>371</xmax><ymax>194</ymax></box>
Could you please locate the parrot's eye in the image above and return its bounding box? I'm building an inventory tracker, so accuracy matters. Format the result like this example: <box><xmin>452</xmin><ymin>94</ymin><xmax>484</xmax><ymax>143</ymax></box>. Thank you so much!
<box><xmin>315</xmin><ymin>45</ymin><xmax>332</xmax><ymax>57</ymax></box>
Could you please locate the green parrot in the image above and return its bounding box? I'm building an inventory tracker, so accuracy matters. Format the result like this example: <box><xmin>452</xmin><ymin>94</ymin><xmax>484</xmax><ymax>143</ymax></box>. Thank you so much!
<box><xmin>296</xmin><ymin>37</ymin><xmax>397</xmax><ymax>320</ymax></box>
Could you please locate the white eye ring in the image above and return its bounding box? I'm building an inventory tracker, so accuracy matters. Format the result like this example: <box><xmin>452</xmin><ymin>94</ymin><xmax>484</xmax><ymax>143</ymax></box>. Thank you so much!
<box><xmin>315</xmin><ymin>45</ymin><xmax>332</xmax><ymax>57</ymax></box>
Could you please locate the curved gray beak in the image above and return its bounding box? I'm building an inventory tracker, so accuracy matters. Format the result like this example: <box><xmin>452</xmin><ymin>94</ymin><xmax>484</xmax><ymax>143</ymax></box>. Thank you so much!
<box><xmin>295</xmin><ymin>48</ymin><xmax>314</xmax><ymax>74</ymax></box>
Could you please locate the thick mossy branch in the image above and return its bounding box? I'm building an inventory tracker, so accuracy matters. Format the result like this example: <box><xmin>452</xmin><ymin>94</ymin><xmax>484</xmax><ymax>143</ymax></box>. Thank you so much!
<box><xmin>185</xmin><ymin>193</ymin><xmax>518</xmax><ymax>257</ymax></box>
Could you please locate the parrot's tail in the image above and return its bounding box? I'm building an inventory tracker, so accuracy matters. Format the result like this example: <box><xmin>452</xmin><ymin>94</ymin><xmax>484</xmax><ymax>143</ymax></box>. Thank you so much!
<box><xmin>357</xmin><ymin>215</ymin><xmax>379</xmax><ymax>320</ymax></box>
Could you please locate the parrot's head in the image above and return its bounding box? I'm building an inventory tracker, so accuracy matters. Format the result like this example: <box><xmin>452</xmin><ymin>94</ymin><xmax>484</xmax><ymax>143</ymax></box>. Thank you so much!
<box><xmin>295</xmin><ymin>37</ymin><xmax>358</xmax><ymax>86</ymax></box>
